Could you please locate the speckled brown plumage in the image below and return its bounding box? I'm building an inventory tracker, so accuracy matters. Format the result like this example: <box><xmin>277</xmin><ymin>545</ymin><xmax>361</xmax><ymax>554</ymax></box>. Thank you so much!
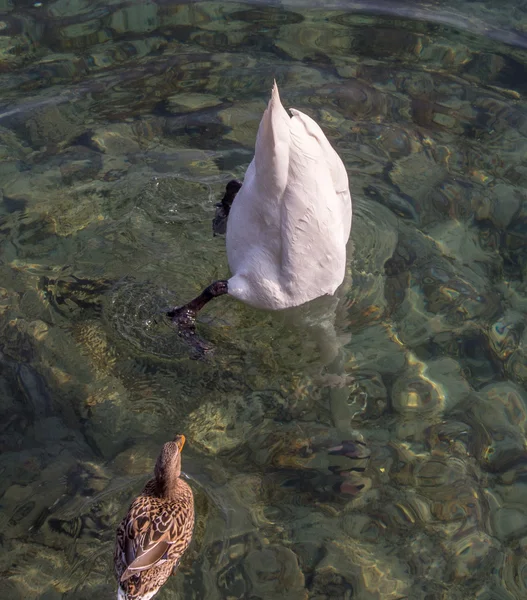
<box><xmin>114</xmin><ymin>435</ymin><xmax>195</xmax><ymax>600</ymax></box>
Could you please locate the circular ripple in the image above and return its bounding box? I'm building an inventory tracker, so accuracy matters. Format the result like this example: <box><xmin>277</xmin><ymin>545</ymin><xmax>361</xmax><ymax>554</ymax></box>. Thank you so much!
<box><xmin>103</xmin><ymin>279</ymin><xmax>218</xmax><ymax>360</ymax></box>
<box><xmin>136</xmin><ymin>175</ymin><xmax>215</xmax><ymax>225</ymax></box>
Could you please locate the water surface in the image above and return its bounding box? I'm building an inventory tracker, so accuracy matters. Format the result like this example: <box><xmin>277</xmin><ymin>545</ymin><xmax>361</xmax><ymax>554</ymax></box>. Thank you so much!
<box><xmin>1</xmin><ymin>1</ymin><xmax>527</xmax><ymax>599</ymax></box>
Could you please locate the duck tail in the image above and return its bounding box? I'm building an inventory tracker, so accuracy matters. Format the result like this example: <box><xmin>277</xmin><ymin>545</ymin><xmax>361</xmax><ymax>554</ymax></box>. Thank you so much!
<box><xmin>117</xmin><ymin>586</ymin><xmax>127</xmax><ymax>600</ymax></box>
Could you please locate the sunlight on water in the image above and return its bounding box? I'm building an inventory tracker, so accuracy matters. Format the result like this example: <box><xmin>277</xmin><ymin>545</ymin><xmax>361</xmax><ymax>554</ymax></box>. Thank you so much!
<box><xmin>0</xmin><ymin>0</ymin><xmax>527</xmax><ymax>598</ymax></box>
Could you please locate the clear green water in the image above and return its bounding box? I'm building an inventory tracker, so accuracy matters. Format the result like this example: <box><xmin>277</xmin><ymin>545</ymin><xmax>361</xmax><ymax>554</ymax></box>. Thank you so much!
<box><xmin>1</xmin><ymin>0</ymin><xmax>527</xmax><ymax>598</ymax></box>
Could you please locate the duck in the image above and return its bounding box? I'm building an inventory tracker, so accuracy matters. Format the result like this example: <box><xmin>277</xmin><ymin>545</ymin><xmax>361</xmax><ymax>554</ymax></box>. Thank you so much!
<box><xmin>168</xmin><ymin>81</ymin><xmax>352</xmax><ymax>335</ymax></box>
<box><xmin>114</xmin><ymin>435</ymin><xmax>195</xmax><ymax>600</ymax></box>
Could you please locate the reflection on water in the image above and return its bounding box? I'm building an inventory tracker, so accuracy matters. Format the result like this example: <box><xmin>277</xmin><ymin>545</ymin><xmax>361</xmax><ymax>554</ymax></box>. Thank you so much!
<box><xmin>1</xmin><ymin>0</ymin><xmax>527</xmax><ymax>598</ymax></box>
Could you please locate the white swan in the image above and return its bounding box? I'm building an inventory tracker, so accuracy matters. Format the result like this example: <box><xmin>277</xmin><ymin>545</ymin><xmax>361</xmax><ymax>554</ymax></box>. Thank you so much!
<box><xmin>168</xmin><ymin>82</ymin><xmax>352</xmax><ymax>345</ymax></box>
<box><xmin>226</xmin><ymin>81</ymin><xmax>352</xmax><ymax>309</ymax></box>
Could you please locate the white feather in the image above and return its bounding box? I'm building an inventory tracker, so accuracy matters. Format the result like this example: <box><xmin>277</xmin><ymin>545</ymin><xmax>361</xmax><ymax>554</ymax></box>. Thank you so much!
<box><xmin>226</xmin><ymin>81</ymin><xmax>352</xmax><ymax>310</ymax></box>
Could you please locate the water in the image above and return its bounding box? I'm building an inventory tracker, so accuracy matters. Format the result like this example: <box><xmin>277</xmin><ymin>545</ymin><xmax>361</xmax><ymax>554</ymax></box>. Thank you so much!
<box><xmin>1</xmin><ymin>0</ymin><xmax>527</xmax><ymax>598</ymax></box>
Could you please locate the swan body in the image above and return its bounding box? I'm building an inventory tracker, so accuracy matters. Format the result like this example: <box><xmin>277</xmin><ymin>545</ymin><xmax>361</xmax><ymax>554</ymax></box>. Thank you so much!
<box><xmin>226</xmin><ymin>82</ymin><xmax>352</xmax><ymax>310</ymax></box>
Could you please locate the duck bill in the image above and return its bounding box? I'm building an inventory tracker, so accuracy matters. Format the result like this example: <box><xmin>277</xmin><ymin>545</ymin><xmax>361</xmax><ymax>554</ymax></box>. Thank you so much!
<box><xmin>176</xmin><ymin>434</ymin><xmax>186</xmax><ymax>451</ymax></box>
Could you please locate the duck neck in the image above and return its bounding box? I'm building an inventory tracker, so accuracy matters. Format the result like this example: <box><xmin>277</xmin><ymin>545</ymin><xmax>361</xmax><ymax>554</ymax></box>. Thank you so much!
<box><xmin>158</xmin><ymin>470</ymin><xmax>185</xmax><ymax>500</ymax></box>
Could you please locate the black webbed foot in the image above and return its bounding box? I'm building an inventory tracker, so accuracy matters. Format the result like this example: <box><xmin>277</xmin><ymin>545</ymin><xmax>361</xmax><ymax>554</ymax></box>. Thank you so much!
<box><xmin>166</xmin><ymin>306</ymin><xmax>198</xmax><ymax>338</ymax></box>
<box><xmin>334</xmin><ymin>473</ymin><xmax>371</xmax><ymax>497</ymax></box>
<box><xmin>327</xmin><ymin>440</ymin><xmax>372</xmax><ymax>497</ymax></box>
<box><xmin>166</xmin><ymin>280</ymin><xmax>229</xmax><ymax>355</ymax></box>
<box><xmin>328</xmin><ymin>440</ymin><xmax>371</xmax><ymax>460</ymax></box>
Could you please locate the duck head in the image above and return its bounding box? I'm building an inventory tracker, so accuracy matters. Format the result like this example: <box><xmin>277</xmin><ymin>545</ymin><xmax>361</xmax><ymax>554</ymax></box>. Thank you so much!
<box><xmin>154</xmin><ymin>435</ymin><xmax>186</xmax><ymax>491</ymax></box>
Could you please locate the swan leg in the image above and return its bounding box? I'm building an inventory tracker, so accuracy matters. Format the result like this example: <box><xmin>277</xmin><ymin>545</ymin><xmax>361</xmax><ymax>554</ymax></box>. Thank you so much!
<box><xmin>327</xmin><ymin>439</ymin><xmax>371</xmax><ymax>497</ymax></box>
<box><xmin>327</xmin><ymin>440</ymin><xmax>371</xmax><ymax>460</ymax></box>
<box><xmin>167</xmin><ymin>280</ymin><xmax>228</xmax><ymax>339</ymax></box>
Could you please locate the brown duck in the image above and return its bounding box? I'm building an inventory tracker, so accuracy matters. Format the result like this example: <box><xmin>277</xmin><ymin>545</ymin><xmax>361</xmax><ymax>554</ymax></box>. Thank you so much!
<box><xmin>114</xmin><ymin>435</ymin><xmax>195</xmax><ymax>600</ymax></box>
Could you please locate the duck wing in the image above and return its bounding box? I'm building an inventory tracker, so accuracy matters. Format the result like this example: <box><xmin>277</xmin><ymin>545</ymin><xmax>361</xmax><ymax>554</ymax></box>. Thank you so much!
<box><xmin>117</xmin><ymin>496</ymin><xmax>191</xmax><ymax>582</ymax></box>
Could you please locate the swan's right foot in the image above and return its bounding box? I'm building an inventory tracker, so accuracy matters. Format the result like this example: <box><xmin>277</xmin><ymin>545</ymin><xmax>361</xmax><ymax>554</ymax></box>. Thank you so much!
<box><xmin>167</xmin><ymin>280</ymin><xmax>228</xmax><ymax>350</ymax></box>
<box><xmin>166</xmin><ymin>305</ymin><xmax>199</xmax><ymax>339</ymax></box>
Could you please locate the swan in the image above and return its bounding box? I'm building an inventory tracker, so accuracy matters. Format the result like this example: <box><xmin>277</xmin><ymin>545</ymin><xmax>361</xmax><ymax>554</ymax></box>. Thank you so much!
<box><xmin>168</xmin><ymin>82</ymin><xmax>352</xmax><ymax>341</ymax></box>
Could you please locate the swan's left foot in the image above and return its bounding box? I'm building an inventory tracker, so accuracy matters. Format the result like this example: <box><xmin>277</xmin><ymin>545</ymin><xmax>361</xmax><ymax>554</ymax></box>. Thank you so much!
<box><xmin>166</xmin><ymin>306</ymin><xmax>199</xmax><ymax>340</ymax></box>
<box><xmin>325</xmin><ymin>439</ymin><xmax>372</xmax><ymax>496</ymax></box>
<box><xmin>328</xmin><ymin>440</ymin><xmax>371</xmax><ymax>460</ymax></box>
<box><xmin>212</xmin><ymin>179</ymin><xmax>242</xmax><ymax>236</ymax></box>
<box><xmin>167</xmin><ymin>280</ymin><xmax>229</xmax><ymax>343</ymax></box>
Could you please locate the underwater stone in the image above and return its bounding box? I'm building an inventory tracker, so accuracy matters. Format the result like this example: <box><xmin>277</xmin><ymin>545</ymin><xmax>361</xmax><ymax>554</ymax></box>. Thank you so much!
<box><xmin>32</xmin><ymin>416</ymin><xmax>76</xmax><ymax>445</ymax></box>
<box><xmin>0</xmin><ymin>17</ymin><xmax>41</xmax><ymax>68</ymax></box>
<box><xmin>166</xmin><ymin>92</ymin><xmax>223</xmax><ymax>112</ymax></box>
<box><xmin>473</xmin><ymin>381</ymin><xmax>527</xmax><ymax>471</ymax></box>
<box><xmin>346</xmin><ymin>323</ymin><xmax>406</xmax><ymax>375</ymax></box>
<box><xmin>59</xmin><ymin>155</ymin><xmax>103</xmax><ymax>186</ymax></box>
<box><xmin>313</xmin><ymin>538</ymin><xmax>410</xmax><ymax>599</ymax></box>
<box><xmin>389</xmin><ymin>151</ymin><xmax>445</xmax><ymax>200</ymax></box>
<box><xmin>392</xmin><ymin>356</ymin><xmax>471</xmax><ymax>417</ymax></box>
<box><xmin>432</xmin><ymin>112</ymin><xmax>457</xmax><ymax>129</ymax></box>
<box><xmin>89</xmin><ymin>124</ymin><xmax>142</xmax><ymax>154</ymax></box>
<box><xmin>364</xmin><ymin>184</ymin><xmax>418</xmax><ymax>222</ymax></box>
<box><xmin>112</xmin><ymin>443</ymin><xmax>159</xmax><ymax>476</ymax></box>
<box><xmin>448</xmin><ymin>529</ymin><xmax>496</xmax><ymax>581</ymax></box>
<box><xmin>427</xmin><ymin>220</ymin><xmax>499</xmax><ymax>276</ymax></box>
<box><xmin>504</xmin><ymin>325</ymin><xmax>527</xmax><ymax>384</ymax></box>
<box><xmin>342</xmin><ymin>271</ymin><xmax>389</xmax><ymax>328</ymax></box>
<box><xmin>397</xmin><ymin>71</ymin><xmax>435</xmax><ymax>99</ymax></box>
<box><xmin>477</xmin><ymin>382</ymin><xmax>527</xmax><ymax>432</ymax></box>
<box><xmin>244</xmin><ymin>545</ymin><xmax>306</xmax><ymax>600</ymax></box>
<box><xmin>351</xmin><ymin>199</ymin><xmax>399</xmax><ymax>273</ymax></box>
<box><xmin>507</xmin><ymin>343</ymin><xmax>527</xmax><ymax>387</ymax></box>
<box><xmin>60</xmin><ymin>19</ymin><xmax>107</xmax><ymax>45</ymax></box>
<box><xmin>23</xmin><ymin>103</ymin><xmax>85</xmax><ymax>149</ymax></box>
<box><xmin>37</xmin><ymin>187</ymin><xmax>105</xmax><ymax>237</ymax></box>
<box><xmin>218</xmin><ymin>101</ymin><xmax>267</xmax><ymax>147</ymax></box>
<box><xmin>186</xmin><ymin>396</ymin><xmax>261</xmax><ymax>455</ymax></box>
<box><xmin>392</xmin><ymin>361</ymin><xmax>443</xmax><ymax>417</ymax></box>
<box><xmin>275</xmin><ymin>24</ymin><xmax>352</xmax><ymax>62</ymax></box>
<box><xmin>110</xmin><ymin>1</ymin><xmax>158</xmax><ymax>33</ymax></box>
<box><xmin>488</xmin><ymin>310</ymin><xmax>523</xmax><ymax>360</ymax></box>
<box><xmin>492</xmin><ymin>507</ymin><xmax>527</xmax><ymax>541</ymax></box>
<box><xmin>0</xmin><ymin>580</ymin><xmax>21</xmax><ymax>599</ymax></box>
<box><xmin>344</xmin><ymin>370</ymin><xmax>388</xmax><ymax>421</ymax></box>
<box><xmin>476</xmin><ymin>183</ymin><xmax>522</xmax><ymax>229</ymax></box>
<box><xmin>2</xmin><ymin>483</ymin><xmax>33</xmax><ymax>506</ymax></box>
<box><xmin>82</xmin><ymin>398</ymin><xmax>138</xmax><ymax>459</ymax></box>
<box><xmin>498</xmin><ymin>548</ymin><xmax>527</xmax><ymax>599</ymax></box>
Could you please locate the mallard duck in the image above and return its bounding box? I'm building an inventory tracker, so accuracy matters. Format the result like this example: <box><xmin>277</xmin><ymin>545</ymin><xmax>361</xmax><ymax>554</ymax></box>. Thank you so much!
<box><xmin>114</xmin><ymin>435</ymin><xmax>195</xmax><ymax>600</ymax></box>
<box><xmin>168</xmin><ymin>81</ymin><xmax>352</xmax><ymax>332</ymax></box>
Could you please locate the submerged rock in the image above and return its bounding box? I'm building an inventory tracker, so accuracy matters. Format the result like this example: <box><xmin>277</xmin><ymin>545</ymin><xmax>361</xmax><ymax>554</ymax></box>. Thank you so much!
<box><xmin>488</xmin><ymin>310</ymin><xmax>524</xmax><ymax>360</ymax></box>
<box><xmin>389</xmin><ymin>151</ymin><xmax>445</xmax><ymax>202</ymax></box>
<box><xmin>22</xmin><ymin>103</ymin><xmax>85</xmax><ymax>149</ymax></box>
<box><xmin>472</xmin><ymin>382</ymin><xmax>527</xmax><ymax>471</ymax></box>
<box><xmin>475</xmin><ymin>183</ymin><xmax>523</xmax><ymax>229</ymax></box>
<box><xmin>391</xmin><ymin>355</ymin><xmax>471</xmax><ymax>420</ymax></box>
<box><xmin>244</xmin><ymin>545</ymin><xmax>307</xmax><ymax>600</ymax></box>
<box><xmin>506</xmin><ymin>328</ymin><xmax>527</xmax><ymax>387</ymax></box>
